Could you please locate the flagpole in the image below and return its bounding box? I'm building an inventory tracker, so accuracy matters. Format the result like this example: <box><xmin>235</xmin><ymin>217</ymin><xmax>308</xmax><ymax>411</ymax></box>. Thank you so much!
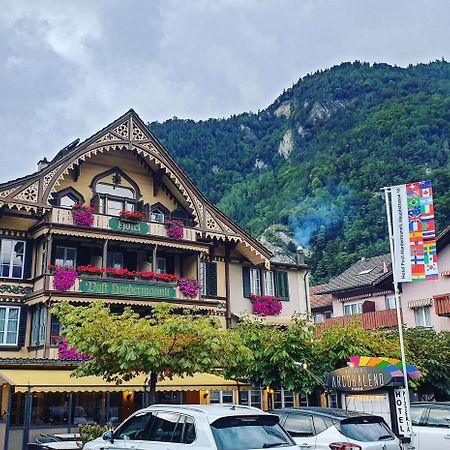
<box><xmin>383</xmin><ymin>186</ymin><xmax>412</xmax><ymax>438</ymax></box>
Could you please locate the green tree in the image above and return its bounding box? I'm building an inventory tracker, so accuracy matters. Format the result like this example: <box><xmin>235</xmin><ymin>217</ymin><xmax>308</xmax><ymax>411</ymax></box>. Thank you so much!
<box><xmin>52</xmin><ymin>302</ymin><xmax>249</xmax><ymax>404</ymax></box>
<box><xmin>224</xmin><ymin>316</ymin><xmax>318</xmax><ymax>394</ymax></box>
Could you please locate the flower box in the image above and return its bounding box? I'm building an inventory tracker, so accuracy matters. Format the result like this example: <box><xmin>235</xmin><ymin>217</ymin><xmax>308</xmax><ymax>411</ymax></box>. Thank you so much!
<box><xmin>119</xmin><ymin>211</ymin><xmax>144</xmax><ymax>222</ymax></box>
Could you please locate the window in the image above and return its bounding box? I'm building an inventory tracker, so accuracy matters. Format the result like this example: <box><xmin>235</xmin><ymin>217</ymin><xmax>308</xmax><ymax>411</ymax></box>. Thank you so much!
<box><xmin>0</xmin><ymin>239</ymin><xmax>26</xmax><ymax>279</ymax></box>
<box><xmin>210</xmin><ymin>391</ymin><xmax>220</xmax><ymax>404</ymax></box>
<box><xmin>283</xmin><ymin>390</ymin><xmax>295</xmax><ymax>407</ymax></box>
<box><xmin>410</xmin><ymin>406</ymin><xmax>426</xmax><ymax>426</ymax></box>
<box><xmin>97</xmin><ymin>182</ymin><xmax>136</xmax><ymax>216</ymax></box>
<box><xmin>40</xmin><ymin>241</ymin><xmax>47</xmax><ymax>275</ymax></box>
<box><xmin>156</xmin><ymin>258</ymin><xmax>166</xmax><ymax>274</ymax></box>
<box><xmin>55</xmin><ymin>246</ymin><xmax>77</xmax><ymax>268</ymax></box>
<box><xmin>151</xmin><ymin>209</ymin><xmax>165</xmax><ymax>223</ymax></box>
<box><xmin>284</xmin><ymin>413</ymin><xmax>315</xmax><ymax>437</ymax></box>
<box><xmin>107</xmin><ymin>251</ymin><xmax>124</xmax><ymax>269</ymax></box>
<box><xmin>200</xmin><ymin>262</ymin><xmax>207</xmax><ymax>295</ymax></box>
<box><xmin>314</xmin><ymin>313</ymin><xmax>325</xmax><ymax>324</ymax></box>
<box><xmin>415</xmin><ymin>306</ymin><xmax>432</xmax><ymax>327</ymax></box>
<box><xmin>344</xmin><ymin>302</ymin><xmax>363</xmax><ymax>316</ymax></box>
<box><xmin>357</xmin><ymin>268</ymin><xmax>374</xmax><ymax>276</ymax></box>
<box><xmin>210</xmin><ymin>390</ymin><xmax>234</xmax><ymax>404</ymax></box>
<box><xmin>148</xmin><ymin>411</ymin><xmax>183</xmax><ymax>442</ymax></box>
<box><xmin>250</xmin><ymin>268</ymin><xmax>261</xmax><ymax>295</ymax></box>
<box><xmin>0</xmin><ymin>306</ymin><xmax>20</xmax><ymax>345</ymax></box>
<box><xmin>50</xmin><ymin>315</ymin><xmax>61</xmax><ymax>344</ymax></box>
<box><xmin>60</xmin><ymin>194</ymin><xmax>78</xmax><ymax>208</ymax></box>
<box><xmin>386</xmin><ymin>296</ymin><xmax>397</xmax><ymax>310</ymax></box>
<box><xmin>275</xmin><ymin>271</ymin><xmax>290</xmax><ymax>300</ymax></box>
<box><xmin>183</xmin><ymin>416</ymin><xmax>196</xmax><ymax>444</ymax></box>
<box><xmin>250</xmin><ymin>390</ymin><xmax>262</xmax><ymax>408</ymax></box>
<box><xmin>263</xmin><ymin>271</ymin><xmax>275</xmax><ymax>296</ymax></box>
<box><xmin>114</xmin><ymin>412</ymin><xmax>153</xmax><ymax>440</ymax></box>
<box><xmin>31</xmin><ymin>305</ymin><xmax>46</xmax><ymax>347</ymax></box>
<box><xmin>426</xmin><ymin>407</ymin><xmax>450</xmax><ymax>428</ymax></box>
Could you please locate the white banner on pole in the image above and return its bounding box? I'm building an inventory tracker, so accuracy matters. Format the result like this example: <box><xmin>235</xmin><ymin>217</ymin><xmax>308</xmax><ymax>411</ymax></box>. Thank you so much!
<box><xmin>394</xmin><ymin>388</ymin><xmax>412</xmax><ymax>438</ymax></box>
<box><xmin>391</xmin><ymin>185</ymin><xmax>412</xmax><ymax>282</ymax></box>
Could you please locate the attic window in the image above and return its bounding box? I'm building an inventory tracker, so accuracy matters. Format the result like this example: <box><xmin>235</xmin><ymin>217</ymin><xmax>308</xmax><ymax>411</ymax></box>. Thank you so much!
<box><xmin>357</xmin><ymin>268</ymin><xmax>374</xmax><ymax>276</ymax></box>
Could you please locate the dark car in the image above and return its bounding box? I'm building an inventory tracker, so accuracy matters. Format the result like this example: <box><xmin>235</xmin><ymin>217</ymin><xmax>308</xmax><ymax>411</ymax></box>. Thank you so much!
<box><xmin>271</xmin><ymin>407</ymin><xmax>401</xmax><ymax>450</ymax></box>
<box><xmin>410</xmin><ymin>402</ymin><xmax>450</xmax><ymax>450</ymax></box>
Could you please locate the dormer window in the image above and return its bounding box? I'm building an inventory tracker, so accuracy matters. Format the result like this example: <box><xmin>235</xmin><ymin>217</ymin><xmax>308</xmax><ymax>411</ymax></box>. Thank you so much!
<box><xmin>151</xmin><ymin>208</ymin><xmax>165</xmax><ymax>223</ymax></box>
<box><xmin>91</xmin><ymin>168</ymin><xmax>140</xmax><ymax>217</ymax></box>
<box><xmin>53</xmin><ymin>188</ymin><xmax>84</xmax><ymax>209</ymax></box>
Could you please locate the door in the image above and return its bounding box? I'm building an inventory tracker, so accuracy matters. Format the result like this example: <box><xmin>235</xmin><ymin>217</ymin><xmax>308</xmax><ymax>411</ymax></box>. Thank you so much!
<box><xmin>283</xmin><ymin>412</ymin><xmax>317</xmax><ymax>449</ymax></box>
<box><xmin>418</xmin><ymin>406</ymin><xmax>450</xmax><ymax>450</ymax></box>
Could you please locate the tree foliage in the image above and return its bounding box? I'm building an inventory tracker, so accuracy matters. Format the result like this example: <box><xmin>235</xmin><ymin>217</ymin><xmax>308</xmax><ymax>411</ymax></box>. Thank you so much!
<box><xmin>52</xmin><ymin>302</ymin><xmax>249</xmax><ymax>403</ymax></box>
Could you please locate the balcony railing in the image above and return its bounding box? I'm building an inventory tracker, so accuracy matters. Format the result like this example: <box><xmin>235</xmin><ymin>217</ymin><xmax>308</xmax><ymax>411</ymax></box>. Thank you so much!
<box><xmin>36</xmin><ymin>274</ymin><xmax>201</xmax><ymax>302</ymax></box>
<box><xmin>319</xmin><ymin>309</ymin><xmax>403</xmax><ymax>330</ymax></box>
<box><xmin>49</xmin><ymin>207</ymin><xmax>198</xmax><ymax>242</ymax></box>
<box><xmin>434</xmin><ymin>294</ymin><xmax>450</xmax><ymax>317</ymax></box>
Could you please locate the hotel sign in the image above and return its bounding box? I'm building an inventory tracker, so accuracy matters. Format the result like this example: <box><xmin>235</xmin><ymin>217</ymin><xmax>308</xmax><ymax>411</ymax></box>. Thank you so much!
<box><xmin>79</xmin><ymin>280</ymin><xmax>176</xmax><ymax>299</ymax></box>
<box><xmin>326</xmin><ymin>367</ymin><xmax>392</xmax><ymax>392</ymax></box>
<box><xmin>109</xmin><ymin>218</ymin><xmax>149</xmax><ymax>235</ymax></box>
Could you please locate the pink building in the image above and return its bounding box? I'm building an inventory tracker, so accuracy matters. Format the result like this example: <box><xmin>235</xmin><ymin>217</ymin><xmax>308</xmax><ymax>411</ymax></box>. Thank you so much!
<box><xmin>315</xmin><ymin>227</ymin><xmax>450</xmax><ymax>331</ymax></box>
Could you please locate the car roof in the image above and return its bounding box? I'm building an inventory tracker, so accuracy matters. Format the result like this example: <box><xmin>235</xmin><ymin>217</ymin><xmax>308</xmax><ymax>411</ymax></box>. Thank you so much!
<box><xmin>272</xmin><ymin>407</ymin><xmax>378</xmax><ymax>420</ymax></box>
<box><xmin>136</xmin><ymin>404</ymin><xmax>272</xmax><ymax>421</ymax></box>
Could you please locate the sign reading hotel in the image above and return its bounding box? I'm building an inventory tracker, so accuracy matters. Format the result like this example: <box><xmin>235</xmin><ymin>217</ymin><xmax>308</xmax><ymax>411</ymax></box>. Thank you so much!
<box><xmin>109</xmin><ymin>217</ymin><xmax>149</xmax><ymax>235</ymax></box>
<box><xmin>79</xmin><ymin>279</ymin><xmax>176</xmax><ymax>298</ymax></box>
<box><xmin>394</xmin><ymin>388</ymin><xmax>412</xmax><ymax>438</ymax></box>
<box><xmin>326</xmin><ymin>367</ymin><xmax>392</xmax><ymax>392</ymax></box>
<box><xmin>391</xmin><ymin>180</ymin><xmax>438</xmax><ymax>282</ymax></box>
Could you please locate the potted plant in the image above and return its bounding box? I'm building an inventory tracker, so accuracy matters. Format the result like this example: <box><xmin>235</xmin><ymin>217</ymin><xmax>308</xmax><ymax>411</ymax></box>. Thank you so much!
<box><xmin>165</xmin><ymin>219</ymin><xmax>184</xmax><ymax>240</ymax></box>
<box><xmin>119</xmin><ymin>210</ymin><xmax>144</xmax><ymax>222</ymax></box>
<box><xmin>72</xmin><ymin>204</ymin><xmax>95</xmax><ymax>227</ymax></box>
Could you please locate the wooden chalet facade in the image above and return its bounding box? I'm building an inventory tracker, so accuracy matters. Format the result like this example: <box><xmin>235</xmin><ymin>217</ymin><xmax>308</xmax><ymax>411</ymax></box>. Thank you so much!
<box><xmin>0</xmin><ymin>110</ymin><xmax>309</xmax><ymax>449</ymax></box>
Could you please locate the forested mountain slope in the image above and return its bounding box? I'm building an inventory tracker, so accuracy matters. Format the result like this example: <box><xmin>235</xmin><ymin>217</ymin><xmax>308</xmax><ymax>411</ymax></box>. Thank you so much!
<box><xmin>149</xmin><ymin>61</ymin><xmax>450</xmax><ymax>283</ymax></box>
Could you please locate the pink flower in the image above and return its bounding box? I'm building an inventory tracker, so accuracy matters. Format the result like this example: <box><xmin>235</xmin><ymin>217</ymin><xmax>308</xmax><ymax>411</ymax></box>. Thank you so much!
<box><xmin>53</xmin><ymin>267</ymin><xmax>78</xmax><ymax>291</ymax></box>
<box><xmin>165</xmin><ymin>220</ymin><xmax>184</xmax><ymax>240</ymax></box>
<box><xmin>72</xmin><ymin>209</ymin><xmax>94</xmax><ymax>227</ymax></box>
<box><xmin>58</xmin><ymin>340</ymin><xmax>90</xmax><ymax>360</ymax></box>
<box><xmin>178</xmin><ymin>278</ymin><xmax>200</xmax><ymax>298</ymax></box>
<box><xmin>250</xmin><ymin>295</ymin><xmax>283</xmax><ymax>316</ymax></box>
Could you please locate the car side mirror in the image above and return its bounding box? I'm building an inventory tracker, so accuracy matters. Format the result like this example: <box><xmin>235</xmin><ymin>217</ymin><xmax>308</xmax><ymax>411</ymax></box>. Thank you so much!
<box><xmin>102</xmin><ymin>430</ymin><xmax>114</xmax><ymax>443</ymax></box>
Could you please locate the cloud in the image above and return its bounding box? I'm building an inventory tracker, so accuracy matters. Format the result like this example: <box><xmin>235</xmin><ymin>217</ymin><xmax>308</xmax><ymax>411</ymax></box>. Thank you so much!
<box><xmin>0</xmin><ymin>0</ymin><xmax>449</xmax><ymax>181</ymax></box>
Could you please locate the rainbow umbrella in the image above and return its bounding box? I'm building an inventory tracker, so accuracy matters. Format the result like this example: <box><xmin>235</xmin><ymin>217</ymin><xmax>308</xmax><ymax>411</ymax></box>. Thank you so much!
<box><xmin>349</xmin><ymin>356</ymin><xmax>422</xmax><ymax>379</ymax></box>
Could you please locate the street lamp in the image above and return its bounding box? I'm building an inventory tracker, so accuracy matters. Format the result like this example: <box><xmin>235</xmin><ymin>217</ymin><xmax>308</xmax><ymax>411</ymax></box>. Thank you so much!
<box><xmin>294</xmin><ymin>361</ymin><xmax>330</xmax><ymax>408</ymax></box>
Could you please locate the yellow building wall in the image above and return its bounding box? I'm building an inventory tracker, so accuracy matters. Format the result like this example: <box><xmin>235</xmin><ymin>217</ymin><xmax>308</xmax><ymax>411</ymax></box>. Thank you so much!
<box><xmin>55</xmin><ymin>150</ymin><xmax>180</xmax><ymax>212</ymax></box>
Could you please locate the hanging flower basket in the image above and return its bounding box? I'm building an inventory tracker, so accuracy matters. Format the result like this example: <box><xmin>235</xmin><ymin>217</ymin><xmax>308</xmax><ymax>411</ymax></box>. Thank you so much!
<box><xmin>165</xmin><ymin>220</ymin><xmax>184</xmax><ymax>240</ymax></box>
<box><xmin>119</xmin><ymin>211</ymin><xmax>144</xmax><ymax>222</ymax></box>
<box><xmin>178</xmin><ymin>278</ymin><xmax>200</xmax><ymax>298</ymax></box>
<box><xmin>72</xmin><ymin>204</ymin><xmax>94</xmax><ymax>227</ymax></box>
<box><xmin>250</xmin><ymin>294</ymin><xmax>283</xmax><ymax>316</ymax></box>
<box><xmin>53</xmin><ymin>267</ymin><xmax>78</xmax><ymax>291</ymax></box>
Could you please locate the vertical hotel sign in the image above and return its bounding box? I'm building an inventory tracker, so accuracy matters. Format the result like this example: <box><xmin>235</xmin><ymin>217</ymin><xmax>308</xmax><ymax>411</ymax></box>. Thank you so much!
<box><xmin>391</xmin><ymin>180</ymin><xmax>438</xmax><ymax>282</ymax></box>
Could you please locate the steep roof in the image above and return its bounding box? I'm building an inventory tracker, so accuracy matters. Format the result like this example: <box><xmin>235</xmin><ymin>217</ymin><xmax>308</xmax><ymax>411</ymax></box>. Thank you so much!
<box><xmin>318</xmin><ymin>254</ymin><xmax>391</xmax><ymax>294</ymax></box>
<box><xmin>310</xmin><ymin>284</ymin><xmax>333</xmax><ymax>310</ymax></box>
<box><xmin>0</xmin><ymin>109</ymin><xmax>272</xmax><ymax>267</ymax></box>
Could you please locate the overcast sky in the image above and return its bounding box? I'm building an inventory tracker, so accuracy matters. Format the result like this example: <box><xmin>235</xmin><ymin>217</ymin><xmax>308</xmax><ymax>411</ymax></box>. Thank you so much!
<box><xmin>1</xmin><ymin>0</ymin><xmax>449</xmax><ymax>181</ymax></box>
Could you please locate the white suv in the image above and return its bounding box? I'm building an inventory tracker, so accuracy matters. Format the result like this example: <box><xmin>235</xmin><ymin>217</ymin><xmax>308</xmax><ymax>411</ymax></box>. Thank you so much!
<box><xmin>83</xmin><ymin>404</ymin><xmax>298</xmax><ymax>450</ymax></box>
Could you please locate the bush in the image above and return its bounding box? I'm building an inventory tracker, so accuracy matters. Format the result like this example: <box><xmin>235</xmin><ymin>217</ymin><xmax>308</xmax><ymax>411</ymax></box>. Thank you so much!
<box><xmin>78</xmin><ymin>423</ymin><xmax>113</xmax><ymax>446</ymax></box>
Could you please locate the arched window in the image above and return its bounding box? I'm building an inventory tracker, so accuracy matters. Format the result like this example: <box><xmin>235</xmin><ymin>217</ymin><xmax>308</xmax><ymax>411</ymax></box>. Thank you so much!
<box><xmin>91</xmin><ymin>169</ymin><xmax>140</xmax><ymax>217</ymax></box>
<box><xmin>53</xmin><ymin>188</ymin><xmax>84</xmax><ymax>209</ymax></box>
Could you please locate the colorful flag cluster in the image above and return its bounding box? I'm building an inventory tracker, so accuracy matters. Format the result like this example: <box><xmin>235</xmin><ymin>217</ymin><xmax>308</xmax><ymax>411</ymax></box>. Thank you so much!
<box><xmin>391</xmin><ymin>180</ymin><xmax>438</xmax><ymax>282</ymax></box>
<box><xmin>406</xmin><ymin>181</ymin><xmax>438</xmax><ymax>281</ymax></box>
<box><xmin>349</xmin><ymin>356</ymin><xmax>422</xmax><ymax>379</ymax></box>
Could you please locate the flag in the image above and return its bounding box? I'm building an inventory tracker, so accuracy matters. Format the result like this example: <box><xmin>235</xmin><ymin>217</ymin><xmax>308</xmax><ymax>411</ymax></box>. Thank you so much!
<box><xmin>390</xmin><ymin>180</ymin><xmax>438</xmax><ymax>282</ymax></box>
<box><xmin>383</xmin><ymin>260</ymin><xmax>389</xmax><ymax>273</ymax></box>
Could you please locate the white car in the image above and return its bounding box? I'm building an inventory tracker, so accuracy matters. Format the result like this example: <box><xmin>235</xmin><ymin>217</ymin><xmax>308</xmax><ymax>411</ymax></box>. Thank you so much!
<box><xmin>410</xmin><ymin>402</ymin><xmax>450</xmax><ymax>450</ymax></box>
<box><xmin>272</xmin><ymin>407</ymin><xmax>402</xmax><ymax>450</ymax></box>
<box><xmin>83</xmin><ymin>404</ymin><xmax>298</xmax><ymax>450</ymax></box>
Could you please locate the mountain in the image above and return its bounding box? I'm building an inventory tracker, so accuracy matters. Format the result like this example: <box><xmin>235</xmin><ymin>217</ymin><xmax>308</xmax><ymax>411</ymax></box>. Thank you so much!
<box><xmin>149</xmin><ymin>60</ymin><xmax>450</xmax><ymax>284</ymax></box>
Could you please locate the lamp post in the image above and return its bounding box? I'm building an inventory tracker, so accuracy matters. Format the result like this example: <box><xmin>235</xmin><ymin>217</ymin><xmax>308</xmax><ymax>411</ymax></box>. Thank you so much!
<box><xmin>294</xmin><ymin>361</ymin><xmax>330</xmax><ymax>408</ymax></box>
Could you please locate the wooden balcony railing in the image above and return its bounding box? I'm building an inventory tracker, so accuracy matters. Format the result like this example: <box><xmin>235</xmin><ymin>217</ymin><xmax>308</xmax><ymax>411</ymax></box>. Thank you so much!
<box><xmin>38</xmin><ymin>274</ymin><xmax>201</xmax><ymax>302</ymax></box>
<box><xmin>49</xmin><ymin>208</ymin><xmax>198</xmax><ymax>242</ymax></box>
<box><xmin>434</xmin><ymin>294</ymin><xmax>450</xmax><ymax>317</ymax></box>
<box><xmin>319</xmin><ymin>309</ymin><xmax>403</xmax><ymax>330</ymax></box>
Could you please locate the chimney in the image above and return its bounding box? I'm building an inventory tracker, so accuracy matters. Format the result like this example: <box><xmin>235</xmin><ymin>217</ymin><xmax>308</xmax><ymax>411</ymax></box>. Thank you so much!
<box><xmin>37</xmin><ymin>157</ymin><xmax>49</xmax><ymax>171</ymax></box>
<box><xmin>296</xmin><ymin>246</ymin><xmax>305</xmax><ymax>265</ymax></box>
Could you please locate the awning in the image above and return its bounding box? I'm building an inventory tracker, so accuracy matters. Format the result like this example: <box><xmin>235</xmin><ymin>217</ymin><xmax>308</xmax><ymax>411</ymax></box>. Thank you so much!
<box><xmin>408</xmin><ymin>298</ymin><xmax>433</xmax><ymax>309</ymax></box>
<box><xmin>0</xmin><ymin>370</ymin><xmax>250</xmax><ymax>393</ymax></box>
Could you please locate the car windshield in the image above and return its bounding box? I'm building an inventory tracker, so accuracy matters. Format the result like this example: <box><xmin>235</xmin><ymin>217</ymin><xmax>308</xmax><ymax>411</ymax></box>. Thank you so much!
<box><xmin>211</xmin><ymin>415</ymin><xmax>294</xmax><ymax>450</ymax></box>
<box><xmin>339</xmin><ymin>417</ymin><xmax>394</xmax><ymax>442</ymax></box>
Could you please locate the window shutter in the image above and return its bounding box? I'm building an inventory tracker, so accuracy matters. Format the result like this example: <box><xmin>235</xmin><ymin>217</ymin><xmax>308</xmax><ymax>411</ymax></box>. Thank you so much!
<box><xmin>166</xmin><ymin>256</ymin><xmax>175</xmax><ymax>275</ymax></box>
<box><xmin>23</xmin><ymin>240</ymin><xmax>33</xmax><ymax>279</ymax></box>
<box><xmin>17</xmin><ymin>305</ymin><xmax>28</xmax><ymax>348</ymax></box>
<box><xmin>143</xmin><ymin>203</ymin><xmax>151</xmax><ymax>222</ymax></box>
<box><xmin>243</xmin><ymin>267</ymin><xmax>251</xmax><ymax>298</ymax></box>
<box><xmin>90</xmin><ymin>194</ymin><xmax>100</xmax><ymax>213</ymax></box>
<box><xmin>276</xmin><ymin>271</ymin><xmax>290</xmax><ymax>301</ymax></box>
<box><xmin>206</xmin><ymin>262</ymin><xmax>217</xmax><ymax>296</ymax></box>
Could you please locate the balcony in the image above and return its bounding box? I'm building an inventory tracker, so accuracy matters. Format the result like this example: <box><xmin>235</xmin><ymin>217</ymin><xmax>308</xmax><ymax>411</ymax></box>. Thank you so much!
<box><xmin>434</xmin><ymin>294</ymin><xmax>450</xmax><ymax>317</ymax></box>
<box><xmin>319</xmin><ymin>309</ymin><xmax>403</xmax><ymax>330</ymax></box>
<box><xmin>49</xmin><ymin>208</ymin><xmax>198</xmax><ymax>242</ymax></box>
<box><xmin>35</xmin><ymin>274</ymin><xmax>201</xmax><ymax>302</ymax></box>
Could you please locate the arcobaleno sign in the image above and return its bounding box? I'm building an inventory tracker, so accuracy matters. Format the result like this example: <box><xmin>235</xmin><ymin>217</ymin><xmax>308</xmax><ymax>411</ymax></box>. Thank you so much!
<box><xmin>79</xmin><ymin>280</ymin><xmax>176</xmax><ymax>299</ymax></box>
<box><xmin>326</xmin><ymin>367</ymin><xmax>392</xmax><ymax>392</ymax></box>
